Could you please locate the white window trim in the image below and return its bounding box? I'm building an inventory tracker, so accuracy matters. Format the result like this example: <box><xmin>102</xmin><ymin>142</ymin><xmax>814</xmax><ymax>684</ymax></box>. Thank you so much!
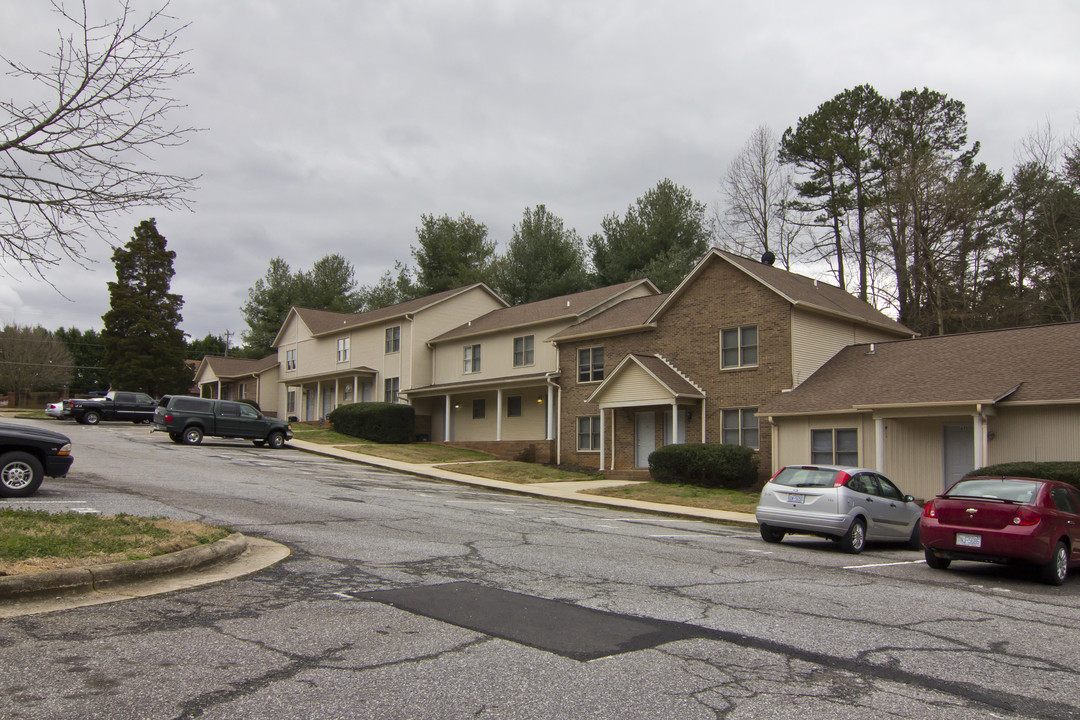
<box><xmin>720</xmin><ymin>325</ymin><xmax>758</xmax><ymax>370</ymax></box>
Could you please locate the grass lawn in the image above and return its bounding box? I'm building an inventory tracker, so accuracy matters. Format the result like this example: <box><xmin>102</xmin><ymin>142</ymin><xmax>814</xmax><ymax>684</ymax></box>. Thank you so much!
<box><xmin>0</xmin><ymin>509</ymin><xmax>231</xmax><ymax>576</ymax></box>
<box><xmin>289</xmin><ymin>423</ymin><xmax>494</xmax><ymax>464</ymax></box>
<box><xmin>434</xmin><ymin>461</ymin><xmax>597</xmax><ymax>484</ymax></box>
<box><xmin>584</xmin><ymin>482</ymin><xmax>760</xmax><ymax>514</ymax></box>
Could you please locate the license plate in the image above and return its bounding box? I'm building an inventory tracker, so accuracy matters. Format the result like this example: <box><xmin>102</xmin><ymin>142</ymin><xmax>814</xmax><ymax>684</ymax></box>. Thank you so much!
<box><xmin>786</xmin><ymin>494</ymin><xmax>805</xmax><ymax>504</ymax></box>
<box><xmin>956</xmin><ymin>533</ymin><xmax>982</xmax><ymax>548</ymax></box>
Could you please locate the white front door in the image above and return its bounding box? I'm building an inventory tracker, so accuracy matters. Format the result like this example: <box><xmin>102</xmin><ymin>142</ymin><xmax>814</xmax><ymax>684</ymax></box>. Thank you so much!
<box><xmin>635</xmin><ymin>412</ymin><xmax>655</xmax><ymax>468</ymax></box>
<box><xmin>943</xmin><ymin>422</ymin><xmax>975</xmax><ymax>491</ymax></box>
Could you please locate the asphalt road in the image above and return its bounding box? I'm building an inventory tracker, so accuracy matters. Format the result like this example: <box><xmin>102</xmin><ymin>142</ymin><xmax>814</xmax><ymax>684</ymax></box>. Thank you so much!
<box><xmin>2</xmin><ymin>419</ymin><xmax>1079</xmax><ymax>719</ymax></box>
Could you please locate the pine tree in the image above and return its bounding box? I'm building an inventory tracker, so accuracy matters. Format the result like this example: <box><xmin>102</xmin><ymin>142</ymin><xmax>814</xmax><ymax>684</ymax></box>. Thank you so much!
<box><xmin>101</xmin><ymin>219</ymin><xmax>191</xmax><ymax>396</ymax></box>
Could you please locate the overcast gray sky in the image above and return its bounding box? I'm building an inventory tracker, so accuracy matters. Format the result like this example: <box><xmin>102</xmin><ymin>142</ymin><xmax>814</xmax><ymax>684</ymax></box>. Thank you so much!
<box><xmin>2</xmin><ymin>0</ymin><xmax>1078</xmax><ymax>344</ymax></box>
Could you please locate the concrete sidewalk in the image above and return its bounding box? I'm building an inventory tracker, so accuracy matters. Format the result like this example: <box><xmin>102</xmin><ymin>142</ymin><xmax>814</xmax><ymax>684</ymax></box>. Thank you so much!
<box><xmin>288</xmin><ymin>438</ymin><xmax>760</xmax><ymax>527</ymax></box>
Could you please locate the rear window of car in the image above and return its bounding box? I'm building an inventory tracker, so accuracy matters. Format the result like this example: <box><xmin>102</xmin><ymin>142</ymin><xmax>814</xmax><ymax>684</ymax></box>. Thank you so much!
<box><xmin>771</xmin><ymin>467</ymin><xmax>839</xmax><ymax>488</ymax></box>
<box><xmin>171</xmin><ymin>397</ymin><xmax>213</xmax><ymax>413</ymax></box>
<box><xmin>945</xmin><ymin>478</ymin><xmax>1040</xmax><ymax>503</ymax></box>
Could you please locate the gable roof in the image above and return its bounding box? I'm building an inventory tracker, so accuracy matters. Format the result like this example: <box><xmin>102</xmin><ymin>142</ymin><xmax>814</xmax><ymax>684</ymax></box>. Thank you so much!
<box><xmin>586</xmin><ymin>353</ymin><xmax>705</xmax><ymax>404</ymax></box>
<box><xmin>649</xmin><ymin>248</ymin><xmax>912</xmax><ymax>336</ymax></box>
<box><xmin>550</xmin><ymin>293</ymin><xmax>668</xmax><ymax>341</ymax></box>
<box><xmin>271</xmin><ymin>283</ymin><xmax>506</xmax><ymax>346</ymax></box>
<box><xmin>429</xmin><ymin>279</ymin><xmax>659</xmax><ymax>343</ymax></box>
<box><xmin>760</xmin><ymin>322</ymin><xmax>1080</xmax><ymax>416</ymax></box>
<box><xmin>196</xmin><ymin>354</ymin><xmax>278</xmax><ymax>382</ymax></box>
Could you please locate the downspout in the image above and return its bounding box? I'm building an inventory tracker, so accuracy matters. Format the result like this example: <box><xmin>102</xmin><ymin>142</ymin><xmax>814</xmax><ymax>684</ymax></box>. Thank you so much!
<box><xmin>546</xmin><ymin>374</ymin><xmax>561</xmax><ymax>464</ymax></box>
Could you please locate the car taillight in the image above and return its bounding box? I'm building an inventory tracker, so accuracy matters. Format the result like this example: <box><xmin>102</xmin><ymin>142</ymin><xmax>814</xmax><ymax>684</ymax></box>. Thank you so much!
<box><xmin>1013</xmin><ymin>508</ymin><xmax>1041</xmax><ymax>526</ymax></box>
<box><xmin>833</xmin><ymin>470</ymin><xmax>851</xmax><ymax>487</ymax></box>
<box><xmin>164</xmin><ymin>413</ymin><xmax>174</xmax><ymax>422</ymax></box>
<box><xmin>922</xmin><ymin>500</ymin><xmax>937</xmax><ymax>518</ymax></box>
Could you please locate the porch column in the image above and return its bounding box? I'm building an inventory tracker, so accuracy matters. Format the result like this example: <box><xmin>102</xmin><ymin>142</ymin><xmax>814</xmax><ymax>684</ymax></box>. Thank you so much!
<box><xmin>217</xmin><ymin>380</ymin><xmax>222</xmax><ymax>399</ymax></box>
<box><xmin>444</xmin><ymin>395</ymin><xmax>452</xmax><ymax>441</ymax></box>
<box><xmin>353</xmin><ymin>374</ymin><xmax>358</xmax><ymax>403</ymax></box>
<box><xmin>671</xmin><ymin>401</ymin><xmax>680</xmax><ymax>444</ymax></box>
<box><xmin>496</xmin><ymin>389</ymin><xmax>503</xmax><ymax>441</ymax></box>
<box><xmin>317</xmin><ymin>384</ymin><xmax>323</xmax><ymax>420</ymax></box>
<box><xmin>599</xmin><ymin>406</ymin><xmax>606</xmax><ymax>471</ymax></box>
<box><xmin>334</xmin><ymin>378</ymin><xmax>340</xmax><ymax>413</ymax></box>
<box><xmin>973</xmin><ymin>412</ymin><xmax>985</xmax><ymax>469</ymax></box>
<box><xmin>546</xmin><ymin>384</ymin><xmax>554</xmax><ymax>440</ymax></box>
<box><xmin>875</xmin><ymin>417</ymin><xmax>886</xmax><ymax>472</ymax></box>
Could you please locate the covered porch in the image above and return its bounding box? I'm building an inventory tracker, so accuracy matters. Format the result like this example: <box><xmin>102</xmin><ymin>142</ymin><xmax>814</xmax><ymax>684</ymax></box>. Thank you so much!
<box><xmin>283</xmin><ymin>367</ymin><xmax>376</xmax><ymax>422</ymax></box>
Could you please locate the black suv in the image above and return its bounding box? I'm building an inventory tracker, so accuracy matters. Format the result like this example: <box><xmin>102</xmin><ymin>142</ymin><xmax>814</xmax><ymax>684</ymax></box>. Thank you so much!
<box><xmin>153</xmin><ymin>396</ymin><xmax>292</xmax><ymax>448</ymax></box>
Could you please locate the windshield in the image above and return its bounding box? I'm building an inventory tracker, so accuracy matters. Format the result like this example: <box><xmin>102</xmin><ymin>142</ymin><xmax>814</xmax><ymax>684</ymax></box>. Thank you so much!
<box><xmin>945</xmin><ymin>478</ymin><xmax>1040</xmax><ymax>503</ymax></box>
<box><xmin>771</xmin><ymin>467</ymin><xmax>839</xmax><ymax>488</ymax></box>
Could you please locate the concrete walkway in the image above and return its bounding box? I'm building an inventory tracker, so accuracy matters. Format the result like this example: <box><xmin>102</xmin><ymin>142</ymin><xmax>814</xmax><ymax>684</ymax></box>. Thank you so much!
<box><xmin>288</xmin><ymin>438</ymin><xmax>760</xmax><ymax>526</ymax></box>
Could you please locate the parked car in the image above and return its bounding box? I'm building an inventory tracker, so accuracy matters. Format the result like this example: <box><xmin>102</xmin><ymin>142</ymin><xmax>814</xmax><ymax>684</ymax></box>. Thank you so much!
<box><xmin>67</xmin><ymin>391</ymin><xmax>157</xmax><ymax>425</ymax></box>
<box><xmin>755</xmin><ymin>464</ymin><xmax>923</xmax><ymax>554</ymax></box>
<box><xmin>152</xmin><ymin>396</ymin><xmax>292</xmax><ymax>448</ymax></box>
<box><xmin>0</xmin><ymin>422</ymin><xmax>74</xmax><ymax>497</ymax></box>
<box><xmin>45</xmin><ymin>402</ymin><xmax>66</xmax><ymax>418</ymax></box>
<box><xmin>921</xmin><ymin>476</ymin><xmax>1080</xmax><ymax>585</ymax></box>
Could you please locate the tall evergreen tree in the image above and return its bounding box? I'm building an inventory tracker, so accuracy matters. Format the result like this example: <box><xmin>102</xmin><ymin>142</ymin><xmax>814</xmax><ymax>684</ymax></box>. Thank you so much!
<box><xmin>411</xmin><ymin>213</ymin><xmax>496</xmax><ymax>294</ymax></box>
<box><xmin>589</xmin><ymin>179</ymin><xmax>709</xmax><ymax>292</ymax></box>
<box><xmin>495</xmin><ymin>205</ymin><xmax>592</xmax><ymax>305</ymax></box>
<box><xmin>54</xmin><ymin>326</ymin><xmax>108</xmax><ymax>394</ymax></box>
<box><xmin>101</xmin><ymin>219</ymin><xmax>190</xmax><ymax>396</ymax></box>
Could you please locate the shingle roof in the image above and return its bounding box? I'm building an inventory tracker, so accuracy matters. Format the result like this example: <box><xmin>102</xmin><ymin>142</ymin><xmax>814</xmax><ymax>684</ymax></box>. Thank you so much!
<box><xmin>760</xmin><ymin>323</ymin><xmax>1080</xmax><ymax>416</ymax></box>
<box><xmin>429</xmin><ymin>280</ymin><xmax>657</xmax><ymax>343</ymax></box>
<box><xmin>651</xmin><ymin>249</ymin><xmax>912</xmax><ymax>335</ymax></box>
<box><xmin>287</xmin><ymin>284</ymin><xmax>506</xmax><ymax>339</ymax></box>
<box><xmin>550</xmin><ymin>294</ymin><xmax>668</xmax><ymax>340</ymax></box>
<box><xmin>587</xmin><ymin>353</ymin><xmax>705</xmax><ymax>403</ymax></box>
<box><xmin>201</xmin><ymin>354</ymin><xmax>278</xmax><ymax>379</ymax></box>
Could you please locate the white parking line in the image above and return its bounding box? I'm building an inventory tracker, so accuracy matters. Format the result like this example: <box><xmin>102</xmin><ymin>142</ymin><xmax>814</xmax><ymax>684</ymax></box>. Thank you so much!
<box><xmin>843</xmin><ymin>560</ymin><xmax>927</xmax><ymax>569</ymax></box>
<box><xmin>649</xmin><ymin>534</ymin><xmax>714</xmax><ymax>539</ymax></box>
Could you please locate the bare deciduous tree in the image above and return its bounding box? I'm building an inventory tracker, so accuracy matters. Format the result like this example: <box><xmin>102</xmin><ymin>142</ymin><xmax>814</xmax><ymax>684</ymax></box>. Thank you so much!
<box><xmin>1</xmin><ymin>1</ymin><xmax>198</xmax><ymax>274</ymax></box>
<box><xmin>0</xmin><ymin>324</ymin><xmax>74</xmax><ymax>394</ymax></box>
<box><xmin>714</xmin><ymin>124</ymin><xmax>805</xmax><ymax>268</ymax></box>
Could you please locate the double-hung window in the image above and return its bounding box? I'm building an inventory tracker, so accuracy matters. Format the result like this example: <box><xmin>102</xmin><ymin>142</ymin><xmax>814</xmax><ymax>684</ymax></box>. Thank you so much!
<box><xmin>285</xmin><ymin>348</ymin><xmax>297</xmax><ymax>371</ymax></box>
<box><xmin>721</xmin><ymin>408</ymin><xmax>759</xmax><ymax>449</ymax></box>
<box><xmin>513</xmin><ymin>335</ymin><xmax>534</xmax><ymax>367</ymax></box>
<box><xmin>577</xmin><ymin>416</ymin><xmax>601</xmax><ymax>451</ymax></box>
<box><xmin>578</xmin><ymin>347</ymin><xmax>604</xmax><ymax>382</ymax></box>
<box><xmin>811</xmin><ymin>428</ymin><xmax>858</xmax><ymax>466</ymax></box>
<box><xmin>385</xmin><ymin>326</ymin><xmax>400</xmax><ymax>354</ymax></box>
<box><xmin>336</xmin><ymin>337</ymin><xmax>350</xmax><ymax>363</ymax></box>
<box><xmin>720</xmin><ymin>325</ymin><xmax>758</xmax><ymax>369</ymax></box>
<box><xmin>464</xmin><ymin>344</ymin><xmax>481</xmax><ymax>373</ymax></box>
<box><xmin>384</xmin><ymin>377</ymin><xmax>400</xmax><ymax>403</ymax></box>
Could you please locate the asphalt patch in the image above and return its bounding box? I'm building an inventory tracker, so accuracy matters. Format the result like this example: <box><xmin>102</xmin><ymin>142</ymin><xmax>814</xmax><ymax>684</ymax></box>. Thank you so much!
<box><xmin>356</xmin><ymin>581</ymin><xmax>704</xmax><ymax>661</ymax></box>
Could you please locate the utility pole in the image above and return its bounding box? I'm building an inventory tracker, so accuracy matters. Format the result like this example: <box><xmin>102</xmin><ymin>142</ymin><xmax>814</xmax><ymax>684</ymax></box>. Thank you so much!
<box><xmin>223</xmin><ymin>329</ymin><xmax>233</xmax><ymax>357</ymax></box>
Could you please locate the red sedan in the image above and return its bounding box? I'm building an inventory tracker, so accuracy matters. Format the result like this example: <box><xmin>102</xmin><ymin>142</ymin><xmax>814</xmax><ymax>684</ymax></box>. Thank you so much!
<box><xmin>921</xmin><ymin>476</ymin><xmax>1080</xmax><ymax>585</ymax></box>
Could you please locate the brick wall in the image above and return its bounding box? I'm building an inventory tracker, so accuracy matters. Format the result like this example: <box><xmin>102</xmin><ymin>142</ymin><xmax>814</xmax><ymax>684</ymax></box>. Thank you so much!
<box><xmin>556</xmin><ymin>257</ymin><xmax>791</xmax><ymax>481</ymax></box>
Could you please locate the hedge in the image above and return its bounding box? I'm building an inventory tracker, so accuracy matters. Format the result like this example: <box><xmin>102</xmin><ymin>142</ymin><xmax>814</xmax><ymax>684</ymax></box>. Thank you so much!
<box><xmin>966</xmin><ymin>462</ymin><xmax>1080</xmax><ymax>488</ymax></box>
<box><xmin>648</xmin><ymin>443</ymin><xmax>759</xmax><ymax>489</ymax></box>
<box><xmin>327</xmin><ymin>402</ymin><xmax>415</xmax><ymax>444</ymax></box>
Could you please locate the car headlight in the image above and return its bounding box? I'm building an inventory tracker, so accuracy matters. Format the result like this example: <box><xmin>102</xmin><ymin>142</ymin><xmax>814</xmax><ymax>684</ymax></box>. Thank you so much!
<box><xmin>57</xmin><ymin>443</ymin><xmax>72</xmax><ymax>456</ymax></box>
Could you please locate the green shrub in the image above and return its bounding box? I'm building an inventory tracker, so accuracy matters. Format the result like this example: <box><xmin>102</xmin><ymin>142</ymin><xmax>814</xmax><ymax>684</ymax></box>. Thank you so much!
<box><xmin>327</xmin><ymin>402</ymin><xmax>415</xmax><ymax>443</ymax></box>
<box><xmin>648</xmin><ymin>443</ymin><xmax>759</xmax><ymax>489</ymax></box>
<box><xmin>967</xmin><ymin>461</ymin><xmax>1080</xmax><ymax>487</ymax></box>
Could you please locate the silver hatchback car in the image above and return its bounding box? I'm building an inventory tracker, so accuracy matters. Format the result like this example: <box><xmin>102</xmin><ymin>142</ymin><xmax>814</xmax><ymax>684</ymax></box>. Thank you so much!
<box><xmin>755</xmin><ymin>465</ymin><xmax>923</xmax><ymax>553</ymax></box>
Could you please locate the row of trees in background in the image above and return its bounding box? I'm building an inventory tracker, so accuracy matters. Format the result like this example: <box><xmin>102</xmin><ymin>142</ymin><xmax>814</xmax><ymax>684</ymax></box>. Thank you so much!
<box><xmin>716</xmin><ymin>85</ymin><xmax>1080</xmax><ymax>337</ymax></box>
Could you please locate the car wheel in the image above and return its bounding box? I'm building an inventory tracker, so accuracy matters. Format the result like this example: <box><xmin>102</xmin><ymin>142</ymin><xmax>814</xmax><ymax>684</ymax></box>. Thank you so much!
<box><xmin>266</xmin><ymin>431</ymin><xmax>286</xmax><ymax>449</ymax></box>
<box><xmin>83</xmin><ymin>410</ymin><xmax>101</xmax><ymax>425</ymax></box>
<box><xmin>168</xmin><ymin>432</ymin><xmax>184</xmax><ymax>444</ymax></box>
<box><xmin>759</xmin><ymin>524</ymin><xmax>786</xmax><ymax>543</ymax></box>
<box><xmin>907</xmin><ymin>522</ymin><xmax>922</xmax><ymax>550</ymax></box>
<box><xmin>924</xmin><ymin>548</ymin><xmax>951</xmax><ymax>570</ymax></box>
<box><xmin>1041</xmin><ymin>541</ymin><xmax>1069</xmax><ymax>586</ymax></box>
<box><xmin>839</xmin><ymin>518</ymin><xmax>866</xmax><ymax>554</ymax></box>
<box><xmin>0</xmin><ymin>451</ymin><xmax>44</xmax><ymax>498</ymax></box>
<box><xmin>183</xmin><ymin>426</ymin><xmax>204</xmax><ymax>445</ymax></box>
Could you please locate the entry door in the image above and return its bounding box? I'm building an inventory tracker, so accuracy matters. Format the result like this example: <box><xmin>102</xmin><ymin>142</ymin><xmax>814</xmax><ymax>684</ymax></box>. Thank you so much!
<box><xmin>942</xmin><ymin>423</ymin><xmax>974</xmax><ymax>491</ymax></box>
<box><xmin>304</xmin><ymin>391</ymin><xmax>316</xmax><ymax>421</ymax></box>
<box><xmin>635</xmin><ymin>412</ymin><xmax>656</xmax><ymax>468</ymax></box>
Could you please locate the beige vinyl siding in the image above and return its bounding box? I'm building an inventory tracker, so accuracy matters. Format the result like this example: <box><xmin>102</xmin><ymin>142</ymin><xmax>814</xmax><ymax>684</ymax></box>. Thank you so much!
<box><xmin>989</xmin><ymin>406</ymin><xmax>1080</xmax><ymax>464</ymax></box>
<box><xmin>410</xmin><ymin>289</ymin><xmax>505</xmax><ymax>387</ymax></box>
<box><xmin>790</xmin><ymin>310</ymin><xmax>909</xmax><ymax>387</ymax></box>
<box><xmin>880</xmin><ymin>417</ymin><xmax>954</xmax><ymax>500</ymax></box>
<box><xmin>599</xmin><ymin>363</ymin><xmax>671</xmax><ymax>406</ymax></box>
<box><xmin>431</xmin><ymin>320</ymin><xmax>566</xmax><ymax>385</ymax></box>
<box><xmin>447</xmin><ymin>390</ymin><xmax>548</xmax><ymax>441</ymax></box>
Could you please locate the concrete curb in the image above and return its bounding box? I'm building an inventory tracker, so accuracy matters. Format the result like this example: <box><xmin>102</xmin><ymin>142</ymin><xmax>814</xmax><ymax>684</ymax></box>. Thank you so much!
<box><xmin>0</xmin><ymin>532</ymin><xmax>248</xmax><ymax>600</ymax></box>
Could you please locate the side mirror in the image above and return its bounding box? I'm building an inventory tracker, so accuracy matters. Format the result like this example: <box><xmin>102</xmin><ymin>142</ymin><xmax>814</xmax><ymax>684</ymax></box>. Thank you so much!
<box><xmin>904</xmin><ymin>495</ymin><xmax>915</xmax><ymax>503</ymax></box>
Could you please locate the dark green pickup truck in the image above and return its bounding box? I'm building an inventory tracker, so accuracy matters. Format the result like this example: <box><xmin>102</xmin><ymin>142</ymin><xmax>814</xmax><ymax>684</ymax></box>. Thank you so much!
<box><xmin>152</xmin><ymin>396</ymin><xmax>292</xmax><ymax>448</ymax></box>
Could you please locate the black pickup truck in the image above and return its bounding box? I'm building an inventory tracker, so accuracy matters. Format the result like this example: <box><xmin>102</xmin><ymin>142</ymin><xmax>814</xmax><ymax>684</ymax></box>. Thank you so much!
<box><xmin>66</xmin><ymin>391</ymin><xmax>157</xmax><ymax>425</ymax></box>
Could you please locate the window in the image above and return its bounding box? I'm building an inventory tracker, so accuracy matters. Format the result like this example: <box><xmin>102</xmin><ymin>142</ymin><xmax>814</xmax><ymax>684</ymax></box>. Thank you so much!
<box><xmin>384</xmin><ymin>377</ymin><xmax>400</xmax><ymax>403</ymax></box>
<box><xmin>464</xmin><ymin>344</ymin><xmax>481</xmax><ymax>373</ymax></box>
<box><xmin>721</xmin><ymin>408</ymin><xmax>759</xmax><ymax>449</ymax></box>
<box><xmin>238</xmin><ymin>384</ymin><xmax>247</xmax><ymax>399</ymax></box>
<box><xmin>720</xmin><ymin>326</ymin><xmax>758</xmax><ymax>369</ymax></box>
<box><xmin>507</xmin><ymin>395</ymin><xmax>522</xmax><ymax>418</ymax></box>
<box><xmin>285</xmin><ymin>348</ymin><xmax>297</xmax><ymax>371</ymax></box>
<box><xmin>811</xmin><ymin>428</ymin><xmax>858</xmax><ymax>466</ymax></box>
<box><xmin>577</xmin><ymin>416</ymin><xmax>601</xmax><ymax>451</ymax></box>
<box><xmin>287</xmin><ymin>391</ymin><xmax>296</xmax><ymax>414</ymax></box>
<box><xmin>337</xmin><ymin>337</ymin><xmax>350</xmax><ymax>363</ymax></box>
<box><xmin>472</xmin><ymin>399</ymin><xmax>485</xmax><ymax>419</ymax></box>
<box><xmin>513</xmin><ymin>335</ymin><xmax>534</xmax><ymax>367</ymax></box>
<box><xmin>578</xmin><ymin>347</ymin><xmax>604</xmax><ymax>382</ymax></box>
<box><xmin>385</xmin><ymin>326</ymin><xmax>400</xmax><ymax>354</ymax></box>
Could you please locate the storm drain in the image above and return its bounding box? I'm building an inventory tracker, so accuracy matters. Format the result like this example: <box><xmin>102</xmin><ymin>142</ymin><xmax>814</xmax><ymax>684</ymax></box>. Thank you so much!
<box><xmin>356</xmin><ymin>581</ymin><xmax>705</xmax><ymax>661</ymax></box>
